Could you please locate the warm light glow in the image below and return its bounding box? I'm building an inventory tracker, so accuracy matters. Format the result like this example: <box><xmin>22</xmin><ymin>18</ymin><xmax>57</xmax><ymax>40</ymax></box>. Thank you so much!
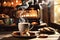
<box><xmin>57</xmin><ymin>8</ymin><xmax>60</xmax><ymax>13</ymax></box>
<box><xmin>54</xmin><ymin>13</ymin><xmax>57</xmax><ymax>17</ymax></box>
<box><xmin>26</xmin><ymin>15</ymin><xmax>29</xmax><ymax>17</ymax></box>
<box><xmin>54</xmin><ymin>0</ymin><xmax>60</xmax><ymax>23</ymax></box>
<box><xmin>31</xmin><ymin>22</ymin><xmax>38</xmax><ymax>25</ymax></box>
<box><xmin>23</xmin><ymin>15</ymin><xmax>26</xmax><ymax>17</ymax></box>
<box><xmin>54</xmin><ymin>20</ymin><xmax>57</xmax><ymax>23</ymax></box>
<box><xmin>4</xmin><ymin>1</ymin><xmax>6</xmax><ymax>4</ymax></box>
<box><xmin>21</xmin><ymin>14</ymin><xmax>37</xmax><ymax>17</ymax></box>
<box><xmin>19</xmin><ymin>3</ymin><xmax>22</xmax><ymax>5</ymax></box>
<box><xmin>54</xmin><ymin>5</ymin><xmax>60</xmax><ymax>14</ymax></box>
<box><xmin>3</xmin><ymin>1</ymin><xmax>7</xmax><ymax>6</ymax></box>
<box><xmin>16</xmin><ymin>0</ymin><xmax>18</xmax><ymax>3</ymax></box>
<box><xmin>33</xmin><ymin>15</ymin><xmax>37</xmax><ymax>16</ymax></box>
<box><xmin>21</xmin><ymin>9</ymin><xmax>38</xmax><ymax>18</ymax></box>
<box><xmin>55</xmin><ymin>0</ymin><xmax>60</xmax><ymax>4</ymax></box>
<box><xmin>30</xmin><ymin>15</ymin><xmax>33</xmax><ymax>16</ymax></box>
<box><xmin>29</xmin><ymin>14</ymin><xmax>37</xmax><ymax>17</ymax></box>
<box><xmin>21</xmin><ymin>15</ymin><xmax>24</xmax><ymax>17</ymax></box>
<box><xmin>21</xmin><ymin>15</ymin><xmax>26</xmax><ymax>17</ymax></box>
<box><xmin>7</xmin><ymin>2</ymin><xmax>11</xmax><ymax>7</ymax></box>
<box><xmin>11</xmin><ymin>2</ymin><xmax>14</xmax><ymax>5</ymax></box>
<box><xmin>54</xmin><ymin>1</ymin><xmax>58</xmax><ymax>5</ymax></box>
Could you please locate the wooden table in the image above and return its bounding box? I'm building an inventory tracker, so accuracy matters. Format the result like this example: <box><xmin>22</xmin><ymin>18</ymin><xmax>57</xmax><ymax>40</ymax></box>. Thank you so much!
<box><xmin>0</xmin><ymin>31</ymin><xmax>60</xmax><ymax>40</ymax></box>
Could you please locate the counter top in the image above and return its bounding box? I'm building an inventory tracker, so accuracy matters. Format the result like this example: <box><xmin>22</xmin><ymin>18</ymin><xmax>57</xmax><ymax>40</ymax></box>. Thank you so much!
<box><xmin>0</xmin><ymin>31</ymin><xmax>60</xmax><ymax>40</ymax></box>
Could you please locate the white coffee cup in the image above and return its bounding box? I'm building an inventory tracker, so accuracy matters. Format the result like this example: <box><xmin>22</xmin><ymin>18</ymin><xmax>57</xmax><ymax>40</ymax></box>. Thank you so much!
<box><xmin>18</xmin><ymin>22</ymin><xmax>30</xmax><ymax>33</ymax></box>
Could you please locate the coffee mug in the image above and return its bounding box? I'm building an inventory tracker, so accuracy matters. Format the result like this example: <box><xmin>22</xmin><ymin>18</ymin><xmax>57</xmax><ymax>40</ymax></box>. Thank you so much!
<box><xmin>18</xmin><ymin>22</ymin><xmax>31</xmax><ymax>33</ymax></box>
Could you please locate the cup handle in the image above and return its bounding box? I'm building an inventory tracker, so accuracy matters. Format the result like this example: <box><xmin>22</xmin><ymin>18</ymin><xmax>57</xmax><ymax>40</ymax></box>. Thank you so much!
<box><xmin>28</xmin><ymin>23</ymin><xmax>34</xmax><ymax>30</ymax></box>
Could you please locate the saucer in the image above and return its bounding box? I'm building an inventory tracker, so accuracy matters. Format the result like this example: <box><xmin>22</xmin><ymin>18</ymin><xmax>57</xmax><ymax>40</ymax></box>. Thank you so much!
<box><xmin>38</xmin><ymin>34</ymin><xmax>48</xmax><ymax>38</ymax></box>
<box><xmin>12</xmin><ymin>31</ymin><xmax>36</xmax><ymax>38</ymax></box>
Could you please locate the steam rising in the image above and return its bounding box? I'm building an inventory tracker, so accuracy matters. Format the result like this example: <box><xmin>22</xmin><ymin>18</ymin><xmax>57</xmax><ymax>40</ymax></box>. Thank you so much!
<box><xmin>19</xmin><ymin>0</ymin><xmax>30</xmax><ymax>23</ymax></box>
<box><xmin>18</xmin><ymin>0</ymin><xmax>53</xmax><ymax>22</ymax></box>
<box><xmin>19</xmin><ymin>9</ymin><xmax>25</xmax><ymax>22</ymax></box>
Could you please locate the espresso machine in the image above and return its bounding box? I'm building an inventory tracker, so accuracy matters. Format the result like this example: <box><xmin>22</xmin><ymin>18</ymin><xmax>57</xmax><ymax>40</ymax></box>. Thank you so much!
<box><xmin>16</xmin><ymin>0</ymin><xmax>41</xmax><ymax>31</ymax></box>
